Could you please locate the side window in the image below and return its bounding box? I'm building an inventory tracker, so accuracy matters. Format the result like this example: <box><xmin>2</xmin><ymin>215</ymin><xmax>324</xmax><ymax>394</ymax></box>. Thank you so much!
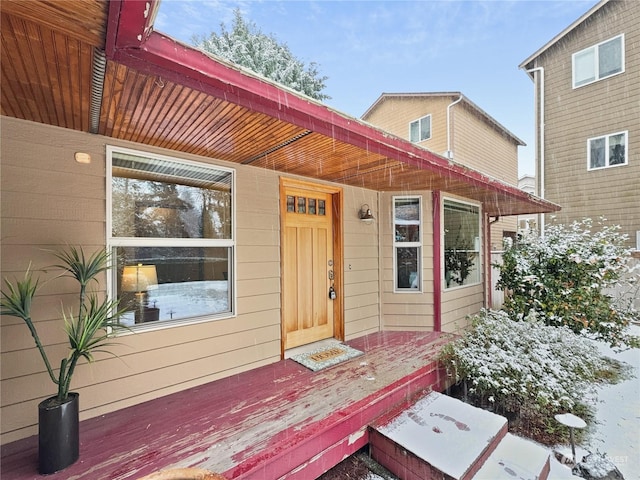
<box><xmin>393</xmin><ymin>196</ymin><xmax>421</xmax><ymax>291</ymax></box>
<box><xmin>443</xmin><ymin>199</ymin><xmax>481</xmax><ymax>289</ymax></box>
<box><xmin>108</xmin><ymin>147</ymin><xmax>235</xmax><ymax>327</ymax></box>
<box><xmin>573</xmin><ymin>34</ymin><xmax>624</xmax><ymax>88</ymax></box>
<box><xmin>588</xmin><ymin>131</ymin><xmax>627</xmax><ymax>170</ymax></box>
<box><xmin>409</xmin><ymin>115</ymin><xmax>431</xmax><ymax>143</ymax></box>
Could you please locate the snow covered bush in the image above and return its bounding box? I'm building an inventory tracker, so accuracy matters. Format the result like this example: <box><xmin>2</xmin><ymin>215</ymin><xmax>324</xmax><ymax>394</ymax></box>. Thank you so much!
<box><xmin>440</xmin><ymin>310</ymin><xmax>603</xmax><ymax>413</ymax></box>
<box><xmin>497</xmin><ymin>218</ymin><xmax>640</xmax><ymax>349</ymax></box>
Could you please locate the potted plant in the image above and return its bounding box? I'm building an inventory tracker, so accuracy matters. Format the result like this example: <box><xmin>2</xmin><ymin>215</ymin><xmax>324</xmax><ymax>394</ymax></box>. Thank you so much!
<box><xmin>1</xmin><ymin>246</ymin><xmax>124</xmax><ymax>474</ymax></box>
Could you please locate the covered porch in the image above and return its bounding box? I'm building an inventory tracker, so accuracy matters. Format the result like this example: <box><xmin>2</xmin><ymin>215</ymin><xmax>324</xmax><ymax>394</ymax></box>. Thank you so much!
<box><xmin>1</xmin><ymin>331</ymin><xmax>452</xmax><ymax>480</ymax></box>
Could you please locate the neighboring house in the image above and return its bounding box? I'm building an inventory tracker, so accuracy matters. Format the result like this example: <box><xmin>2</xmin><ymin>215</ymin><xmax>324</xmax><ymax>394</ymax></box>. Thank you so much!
<box><xmin>518</xmin><ymin>174</ymin><xmax>538</xmax><ymax>236</ymax></box>
<box><xmin>520</xmin><ymin>0</ymin><xmax>639</xmax><ymax>249</ymax></box>
<box><xmin>0</xmin><ymin>0</ymin><xmax>557</xmax><ymax>444</ymax></box>
<box><xmin>361</xmin><ymin>93</ymin><xmax>522</xmax><ymax>251</ymax></box>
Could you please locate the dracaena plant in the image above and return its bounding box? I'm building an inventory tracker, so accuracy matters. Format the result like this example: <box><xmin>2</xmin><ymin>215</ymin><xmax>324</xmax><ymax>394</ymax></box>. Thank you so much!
<box><xmin>1</xmin><ymin>246</ymin><xmax>124</xmax><ymax>403</ymax></box>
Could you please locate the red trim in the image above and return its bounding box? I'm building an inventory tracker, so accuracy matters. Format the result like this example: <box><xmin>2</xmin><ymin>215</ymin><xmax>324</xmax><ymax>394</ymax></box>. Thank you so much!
<box><xmin>106</xmin><ymin>0</ymin><xmax>557</xmax><ymax>214</ymax></box>
<box><xmin>432</xmin><ymin>191</ymin><xmax>442</xmax><ymax>332</ymax></box>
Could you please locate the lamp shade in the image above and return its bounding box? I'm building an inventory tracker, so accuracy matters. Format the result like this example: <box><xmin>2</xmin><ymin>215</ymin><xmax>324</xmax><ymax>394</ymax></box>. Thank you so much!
<box><xmin>122</xmin><ymin>264</ymin><xmax>158</xmax><ymax>292</ymax></box>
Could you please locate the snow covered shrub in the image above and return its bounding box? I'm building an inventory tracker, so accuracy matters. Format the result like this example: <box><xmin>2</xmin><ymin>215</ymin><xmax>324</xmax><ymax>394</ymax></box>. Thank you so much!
<box><xmin>497</xmin><ymin>218</ymin><xmax>639</xmax><ymax>349</ymax></box>
<box><xmin>440</xmin><ymin>310</ymin><xmax>603</xmax><ymax>412</ymax></box>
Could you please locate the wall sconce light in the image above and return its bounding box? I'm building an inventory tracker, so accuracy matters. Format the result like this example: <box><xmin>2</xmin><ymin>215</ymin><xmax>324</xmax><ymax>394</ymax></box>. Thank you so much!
<box><xmin>359</xmin><ymin>204</ymin><xmax>375</xmax><ymax>223</ymax></box>
<box><xmin>74</xmin><ymin>152</ymin><xmax>92</xmax><ymax>164</ymax></box>
<box><xmin>122</xmin><ymin>264</ymin><xmax>158</xmax><ymax>323</ymax></box>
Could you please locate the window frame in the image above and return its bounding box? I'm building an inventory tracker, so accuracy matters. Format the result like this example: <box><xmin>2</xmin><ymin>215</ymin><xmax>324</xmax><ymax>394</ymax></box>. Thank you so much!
<box><xmin>393</xmin><ymin>195</ymin><xmax>423</xmax><ymax>293</ymax></box>
<box><xmin>106</xmin><ymin>145</ymin><xmax>237</xmax><ymax>330</ymax></box>
<box><xmin>441</xmin><ymin>197</ymin><xmax>482</xmax><ymax>291</ymax></box>
<box><xmin>572</xmin><ymin>34</ymin><xmax>624</xmax><ymax>89</ymax></box>
<box><xmin>409</xmin><ymin>114</ymin><xmax>432</xmax><ymax>143</ymax></box>
<box><xmin>587</xmin><ymin>130</ymin><xmax>628</xmax><ymax>171</ymax></box>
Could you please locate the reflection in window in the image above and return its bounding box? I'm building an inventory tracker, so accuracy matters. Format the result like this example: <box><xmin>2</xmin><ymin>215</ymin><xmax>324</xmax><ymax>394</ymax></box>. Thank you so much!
<box><xmin>394</xmin><ymin>197</ymin><xmax>421</xmax><ymax>291</ymax></box>
<box><xmin>443</xmin><ymin>199</ymin><xmax>480</xmax><ymax>289</ymax></box>
<box><xmin>588</xmin><ymin>131</ymin><xmax>627</xmax><ymax>170</ymax></box>
<box><xmin>573</xmin><ymin>34</ymin><xmax>624</xmax><ymax>88</ymax></box>
<box><xmin>109</xmin><ymin>147</ymin><xmax>234</xmax><ymax>327</ymax></box>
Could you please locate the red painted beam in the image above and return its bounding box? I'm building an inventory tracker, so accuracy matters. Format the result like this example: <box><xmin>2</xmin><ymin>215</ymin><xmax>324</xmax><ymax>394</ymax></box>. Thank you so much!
<box><xmin>432</xmin><ymin>191</ymin><xmax>442</xmax><ymax>332</ymax></box>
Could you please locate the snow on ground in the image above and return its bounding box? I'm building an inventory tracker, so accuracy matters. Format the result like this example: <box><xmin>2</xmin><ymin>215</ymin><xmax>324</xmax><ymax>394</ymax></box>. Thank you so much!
<box><xmin>549</xmin><ymin>324</ymin><xmax>640</xmax><ymax>480</ymax></box>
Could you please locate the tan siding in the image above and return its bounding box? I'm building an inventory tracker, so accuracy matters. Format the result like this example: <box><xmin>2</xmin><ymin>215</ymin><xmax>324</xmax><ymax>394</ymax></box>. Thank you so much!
<box><xmin>441</xmin><ymin>285</ymin><xmax>484</xmax><ymax>332</ymax></box>
<box><xmin>534</xmin><ymin>0</ymin><xmax>640</xmax><ymax>245</ymax></box>
<box><xmin>343</xmin><ymin>190</ymin><xmax>381</xmax><ymax>340</ymax></box>
<box><xmin>0</xmin><ymin>117</ymin><xmax>382</xmax><ymax>443</ymax></box>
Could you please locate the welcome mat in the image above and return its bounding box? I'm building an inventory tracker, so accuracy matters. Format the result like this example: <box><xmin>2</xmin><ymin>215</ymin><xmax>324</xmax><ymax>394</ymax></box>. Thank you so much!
<box><xmin>291</xmin><ymin>343</ymin><xmax>364</xmax><ymax>372</ymax></box>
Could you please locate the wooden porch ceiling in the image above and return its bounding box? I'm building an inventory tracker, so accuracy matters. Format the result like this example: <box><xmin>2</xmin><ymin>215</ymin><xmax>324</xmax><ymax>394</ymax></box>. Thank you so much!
<box><xmin>0</xmin><ymin>0</ymin><xmax>559</xmax><ymax>217</ymax></box>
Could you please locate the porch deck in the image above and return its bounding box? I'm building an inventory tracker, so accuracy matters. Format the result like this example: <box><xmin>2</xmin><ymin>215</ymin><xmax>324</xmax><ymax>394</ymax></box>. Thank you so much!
<box><xmin>1</xmin><ymin>331</ymin><xmax>453</xmax><ymax>480</ymax></box>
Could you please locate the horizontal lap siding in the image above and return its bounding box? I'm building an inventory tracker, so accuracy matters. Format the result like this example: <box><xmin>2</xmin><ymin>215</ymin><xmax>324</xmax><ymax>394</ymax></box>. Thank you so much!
<box><xmin>0</xmin><ymin>117</ymin><xmax>382</xmax><ymax>444</ymax></box>
<box><xmin>441</xmin><ymin>285</ymin><xmax>484</xmax><ymax>333</ymax></box>
<box><xmin>537</xmin><ymin>0</ymin><xmax>640</xmax><ymax>246</ymax></box>
<box><xmin>343</xmin><ymin>191</ymin><xmax>381</xmax><ymax>340</ymax></box>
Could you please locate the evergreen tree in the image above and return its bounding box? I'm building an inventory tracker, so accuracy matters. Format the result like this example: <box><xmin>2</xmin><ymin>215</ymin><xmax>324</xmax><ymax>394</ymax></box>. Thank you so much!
<box><xmin>193</xmin><ymin>9</ymin><xmax>330</xmax><ymax>101</ymax></box>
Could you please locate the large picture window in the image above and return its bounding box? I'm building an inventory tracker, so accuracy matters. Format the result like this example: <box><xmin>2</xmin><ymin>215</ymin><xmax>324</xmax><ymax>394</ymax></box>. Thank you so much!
<box><xmin>443</xmin><ymin>199</ymin><xmax>480</xmax><ymax>289</ymax></box>
<box><xmin>394</xmin><ymin>196</ymin><xmax>421</xmax><ymax>291</ymax></box>
<box><xmin>108</xmin><ymin>147</ymin><xmax>234</xmax><ymax>327</ymax></box>
<box><xmin>409</xmin><ymin>115</ymin><xmax>431</xmax><ymax>143</ymax></box>
<box><xmin>588</xmin><ymin>131</ymin><xmax>627</xmax><ymax>170</ymax></box>
<box><xmin>573</xmin><ymin>34</ymin><xmax>624</xmax><ymax>88</ymax></box>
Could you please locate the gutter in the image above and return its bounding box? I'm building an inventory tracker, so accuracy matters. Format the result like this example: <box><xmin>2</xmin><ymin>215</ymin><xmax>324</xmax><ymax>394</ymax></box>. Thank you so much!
<box><xmin>525</xmin><ymin>66</ymin><xmax>545</xmax><ymax>236</ymax></box>
<box><xmin>446</xmin><ymin>95</ymin><xmax>463</xmax><ymax>160</ymax></box>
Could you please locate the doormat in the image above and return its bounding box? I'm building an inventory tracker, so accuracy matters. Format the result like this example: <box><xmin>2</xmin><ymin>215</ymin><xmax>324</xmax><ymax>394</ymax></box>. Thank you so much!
<box><xmin>291</xmin><ymin>344</ymin><xmax>364</xmax><ymax>372</ymax></box>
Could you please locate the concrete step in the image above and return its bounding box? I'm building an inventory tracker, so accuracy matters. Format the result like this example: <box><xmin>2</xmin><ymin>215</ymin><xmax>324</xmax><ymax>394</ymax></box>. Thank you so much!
<box><xmin>369</xmin><ymin>391</ymin><xmax>508</xmax><ymax>480</ymax></box>
<box><xmin>473</xmin><ymin>433</ymin><xmax>550</xmax><ymax>480</ymax></box>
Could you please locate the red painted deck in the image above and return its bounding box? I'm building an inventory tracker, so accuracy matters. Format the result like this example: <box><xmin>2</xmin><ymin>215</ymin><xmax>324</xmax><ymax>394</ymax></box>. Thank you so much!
<box><xmin>1</xmin><ymin>331</ymin><xmax>452</xmax><ymax>480</ymax></box>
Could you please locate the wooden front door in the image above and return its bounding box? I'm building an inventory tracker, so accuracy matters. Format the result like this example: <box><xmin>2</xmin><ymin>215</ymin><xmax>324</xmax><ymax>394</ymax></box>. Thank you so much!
<box><xmin>281</xmin><ymin>180</ymin><xmax>337</xmax><ymax>350</ymax></box>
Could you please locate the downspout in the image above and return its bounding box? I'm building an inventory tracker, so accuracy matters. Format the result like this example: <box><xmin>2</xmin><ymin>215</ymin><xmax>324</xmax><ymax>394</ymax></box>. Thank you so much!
<box><xmin>446</xmin><ymin>95</ymin><xmax>463</xmax><ymax>160</ymax></box>
<box><xmin>90</xmin><ymin>48</ymin><xmax>107</xmax><ymax>134</ymax></box>
<box><xmin>525</xmin><ymin>66</ymin><xmax>545</xmax><ymax>236</ymax></box>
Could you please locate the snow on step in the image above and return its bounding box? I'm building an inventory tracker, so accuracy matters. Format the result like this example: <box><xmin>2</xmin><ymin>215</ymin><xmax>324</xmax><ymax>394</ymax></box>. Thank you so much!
<box><xmin>473</xmin><ymin>433</ymin><xmax>550</xmax><ymax>480</ymax></box>
<box><xmin>371</xmin><ymin>391</ymin><xmax>507</xmax><ymax>479</ymax></box>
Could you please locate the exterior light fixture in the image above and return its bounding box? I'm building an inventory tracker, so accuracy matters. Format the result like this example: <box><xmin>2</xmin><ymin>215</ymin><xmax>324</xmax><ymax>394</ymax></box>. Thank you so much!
<box><xmin>74</xmin><ymin>152</ymin><xmax>92</xmax><ymax>164</ymax></box>
<box><xmin>359</xmin><ymin>204</ymin><xmax>375</xmax><ymax>223</ymax></box>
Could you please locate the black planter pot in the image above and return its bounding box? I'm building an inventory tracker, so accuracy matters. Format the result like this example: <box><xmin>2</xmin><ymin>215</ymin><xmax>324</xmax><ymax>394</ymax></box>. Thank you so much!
<box><xmin>38</xmin><ymin>392</ymin><xmax>79</xmax><ymax>475</ymax></box>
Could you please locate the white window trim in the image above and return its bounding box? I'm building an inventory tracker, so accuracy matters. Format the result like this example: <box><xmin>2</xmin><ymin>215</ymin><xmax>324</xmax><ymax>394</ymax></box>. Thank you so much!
<box><xmin>409</xmin><ymin>114</ymin><xmax>432</xmax><ymax>143</ymax></box>
<box><xmin>587</xmin><ymin>130</ymin><xmax>628</xmax><ymax>171</ymax></box>
<box><xmin>106</xmin><ymin>145</ymin><xmax>237</xmax><ymax>330</ymax></box>
<box><xmin>441</xmin><ymin>196</ymin><xmax>482</xmax><ymax>291</ymax></box>
<box><xmin>572</xmin><ymin>34</ymin><xmax>625</xmax><ymax>89</ymax></box>
<box><xmin>393</xmin><ymin>195</ymin><xmax>423</xmax><ymax>293</ymax></box>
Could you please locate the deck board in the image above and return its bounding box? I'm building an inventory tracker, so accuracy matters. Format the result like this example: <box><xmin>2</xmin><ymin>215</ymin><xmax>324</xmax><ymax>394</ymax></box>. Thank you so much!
<box><xmin>1</xmin><ymin>331</ymin><xmax>452</xmax><ymax>480</ymax></box>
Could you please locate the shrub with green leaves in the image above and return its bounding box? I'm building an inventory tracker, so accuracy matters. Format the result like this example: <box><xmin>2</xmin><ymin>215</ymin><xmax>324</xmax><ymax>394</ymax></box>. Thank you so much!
<box><xmin>440</xmin><ymin>310</ymin><xmax>603</xmax><ymax>412</ymax></box>
<box><xmin>497</xmin><ymin>218</ymin><xmax>639</xmax><ymax>349</ymax></box>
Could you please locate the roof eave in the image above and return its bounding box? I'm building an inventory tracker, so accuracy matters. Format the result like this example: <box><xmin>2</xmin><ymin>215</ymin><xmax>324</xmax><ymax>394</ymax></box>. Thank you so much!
<box><xmin>519</xmin><ymin>0</ymin><xmax>610</xmax><ymax>71</ymax></box>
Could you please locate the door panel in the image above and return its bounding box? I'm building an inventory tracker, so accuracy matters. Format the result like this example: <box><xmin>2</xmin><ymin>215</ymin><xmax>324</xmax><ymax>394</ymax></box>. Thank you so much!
<box><xmin>282</xmin><ymin>185</ymin><xmax>334</xmax><ymax>350</ymax></box>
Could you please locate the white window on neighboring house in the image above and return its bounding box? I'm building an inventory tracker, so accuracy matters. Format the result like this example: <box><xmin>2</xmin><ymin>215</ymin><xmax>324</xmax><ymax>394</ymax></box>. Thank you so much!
<box><xmin>108</xmin><ymin>146</ymin><xmax>235</xmax><ymax>328</ymax></box>
<box><xmin>409</xmin><ymin>115</ymin><xmax>431</xmax><ymax>143</ymax></box>
<box><xmin>393</xmin><ymin>196</ymin><xmax>422</xmax><ymax>291</ymax></box>
<box><xmin>588</xmin><ymin>131</ymin><xmax>627</xmax><ymax>170</ymax></box>
<box><xmin>443</xmin><ymin>199</ymin><xmax>481</xmax><ymax>289</ymax></box>
<box><xmin>573</xmin><ymin>34</ymin><xmax>624</xmax><ymax>88</ymax></box>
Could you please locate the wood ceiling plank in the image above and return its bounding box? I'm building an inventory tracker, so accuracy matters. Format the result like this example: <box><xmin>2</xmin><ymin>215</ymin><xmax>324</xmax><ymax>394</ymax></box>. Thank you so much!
<box><xmin>1</xmin><ymin>0</ymin><xmax>108</xmax><ymax>47</ymax></box>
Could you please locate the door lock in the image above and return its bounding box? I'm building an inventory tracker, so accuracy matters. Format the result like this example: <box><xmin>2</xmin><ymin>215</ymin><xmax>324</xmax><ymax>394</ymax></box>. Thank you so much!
<box><xmin>329</xmin><ymin>286</ymin><xmax>337</xmax><ymax>300</ymax></box>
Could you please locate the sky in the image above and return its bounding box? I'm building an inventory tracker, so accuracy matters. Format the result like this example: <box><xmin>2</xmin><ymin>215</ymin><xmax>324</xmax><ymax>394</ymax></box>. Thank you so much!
<box><xmin>155</xmin><ymin>0</ymin><xmax>600</xmax><ymax>177</ymax></box>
